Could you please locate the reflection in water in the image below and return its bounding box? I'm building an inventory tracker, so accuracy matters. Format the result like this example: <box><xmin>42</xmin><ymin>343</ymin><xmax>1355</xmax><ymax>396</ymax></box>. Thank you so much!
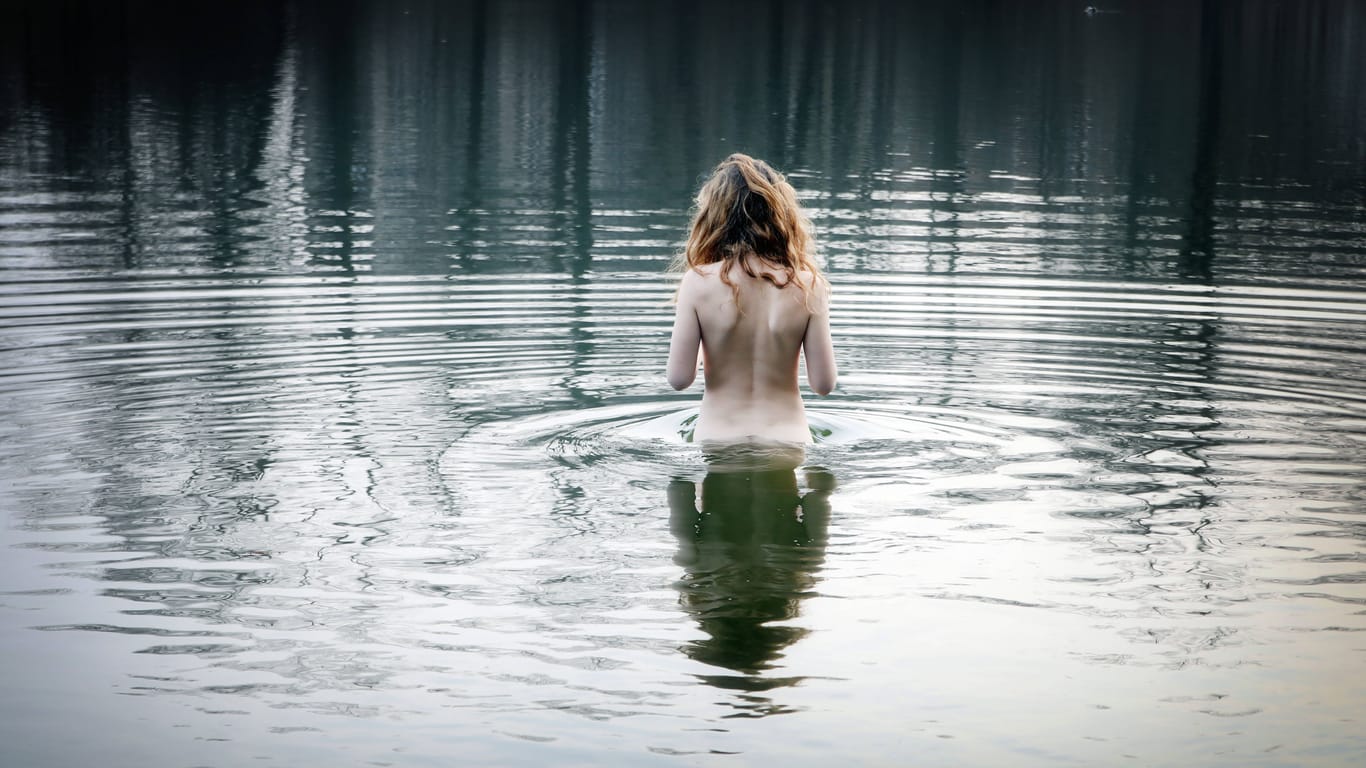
<box><xmin>668</xmin><ymin>445</ymin><xmax>834</xmax><ymax>695</ymax></box>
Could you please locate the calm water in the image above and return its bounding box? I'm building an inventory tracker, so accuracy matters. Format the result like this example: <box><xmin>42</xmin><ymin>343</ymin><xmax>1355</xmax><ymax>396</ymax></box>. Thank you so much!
<box><xmin>2</xmin><ymin>2</ymin><xmax>1365</xmax><ymax>766</ymax></box>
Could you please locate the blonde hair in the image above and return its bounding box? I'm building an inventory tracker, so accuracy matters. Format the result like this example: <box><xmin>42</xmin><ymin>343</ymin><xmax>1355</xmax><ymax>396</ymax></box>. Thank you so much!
<box><xmin>673</xmin><ymin>153</ymin><xmax>825</xmax><ymax>308</ymax></box>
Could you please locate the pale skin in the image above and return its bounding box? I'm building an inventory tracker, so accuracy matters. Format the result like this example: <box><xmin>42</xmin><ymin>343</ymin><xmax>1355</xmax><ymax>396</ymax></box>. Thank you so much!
<box><xmin>667</xmin><ymin>256</ymin><xmax>837</xmax><ymax>444</ymax></box>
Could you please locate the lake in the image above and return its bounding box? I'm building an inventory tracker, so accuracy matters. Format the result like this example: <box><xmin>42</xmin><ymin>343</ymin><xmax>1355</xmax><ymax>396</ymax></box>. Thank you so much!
<box><xmin>1</xmin><ymin>1</ymin><xmax>1364</xmax><ymax>766</ymax></box>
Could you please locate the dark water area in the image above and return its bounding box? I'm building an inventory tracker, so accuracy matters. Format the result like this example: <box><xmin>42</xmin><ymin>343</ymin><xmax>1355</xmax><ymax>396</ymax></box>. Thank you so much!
<box><xmin>2</xmin><ymin>2</ymin><xmax>1365</xmax><ymax>766</ymax></box>
<box><xmin>4</xmin><ymin>0</ymin><xmax>1364</xmax><ymax>280</ymax></box>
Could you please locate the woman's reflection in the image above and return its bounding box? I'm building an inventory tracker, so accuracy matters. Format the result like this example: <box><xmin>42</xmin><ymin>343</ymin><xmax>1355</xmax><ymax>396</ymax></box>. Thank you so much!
<box><xmin>668</xmin><ymin>444</ymin><xmax>834</xmax><ymax>692</ymax></box>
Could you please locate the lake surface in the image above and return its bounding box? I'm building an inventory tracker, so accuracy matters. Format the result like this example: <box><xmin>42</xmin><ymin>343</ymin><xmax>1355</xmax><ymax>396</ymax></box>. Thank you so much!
<box><xmin>2</xmin><ymin>1</ymin><xmax>1365</xmax><ymax>766</ymax></box>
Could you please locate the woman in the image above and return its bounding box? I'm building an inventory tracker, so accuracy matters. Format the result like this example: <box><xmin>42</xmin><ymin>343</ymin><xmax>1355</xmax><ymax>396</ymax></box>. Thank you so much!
<box><xmin>667</xmin><ymin>153</ymin><xmax>837</xmax><ymax>444</ymax></box>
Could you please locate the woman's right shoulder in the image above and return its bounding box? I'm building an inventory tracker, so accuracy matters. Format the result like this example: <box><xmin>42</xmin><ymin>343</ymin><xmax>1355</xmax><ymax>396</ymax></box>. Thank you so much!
<box><xmin>796</xmin><ymin>269</ymin><xmax>829</xmax><ymax>292</ymax></box>
<box><xmin>798</xmin><ymin>270</ymin><xmax>831</xmax><ymax>312</ymax></box>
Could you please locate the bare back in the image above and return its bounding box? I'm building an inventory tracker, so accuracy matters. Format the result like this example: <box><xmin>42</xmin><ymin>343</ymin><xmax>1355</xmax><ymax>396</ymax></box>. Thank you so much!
<box><xmin>667</xmin><ymin>258</ymin><xmax>836</xmax><ymax>444</ymax></box>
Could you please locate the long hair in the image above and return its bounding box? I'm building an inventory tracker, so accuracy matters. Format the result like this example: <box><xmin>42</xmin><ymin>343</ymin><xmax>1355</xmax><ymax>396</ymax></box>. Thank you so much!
<box><xmin>673</xmin><ymin>153</ymin><xmax>825</xmax><ymax>308</ymax></box>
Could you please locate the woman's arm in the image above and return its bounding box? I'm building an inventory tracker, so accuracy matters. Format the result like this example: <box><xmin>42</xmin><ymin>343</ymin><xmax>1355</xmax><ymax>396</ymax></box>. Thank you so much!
<box><xmin>802</xmin><ymin>281</ymin><xmax>837</xmax><ymax>396</ymax></box>
<box><xmin>667</xmin><ymin>271</ymin><xmax>702</xmax><ymax>390</ymax></box>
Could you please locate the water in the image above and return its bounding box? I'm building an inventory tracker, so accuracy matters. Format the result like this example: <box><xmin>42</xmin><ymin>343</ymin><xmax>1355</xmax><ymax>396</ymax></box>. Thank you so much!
<box><xmin>2</xmin><ymin>1</ymin><xmax>1365</xmax><ymax>765</ymax></box>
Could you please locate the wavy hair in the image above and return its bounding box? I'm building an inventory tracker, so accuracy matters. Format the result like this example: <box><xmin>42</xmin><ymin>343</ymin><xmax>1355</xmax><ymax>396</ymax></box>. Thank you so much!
<box><xmin>673</xmin><ymin>153</ymin><xmax>824</xmax><ymax>308</ymax></box>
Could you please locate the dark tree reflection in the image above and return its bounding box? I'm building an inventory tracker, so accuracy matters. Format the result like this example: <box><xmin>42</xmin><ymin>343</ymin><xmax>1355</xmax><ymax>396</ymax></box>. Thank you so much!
<box><xmin>1178</xmin><ymin>0</ymin><xmax>1224</xmax><ymax>281</ymax></box>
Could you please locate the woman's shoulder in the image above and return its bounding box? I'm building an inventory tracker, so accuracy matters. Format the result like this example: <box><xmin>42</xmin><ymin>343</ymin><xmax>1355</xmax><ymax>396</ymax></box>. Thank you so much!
<box><xmin>794</xmin><ymin>268</ymin><xmax>829</xmax><ymax>291</ymax></box>
<box><xmin>676</xmin><ymin>263</ymin><xmax>724</xmax><ymax>303</ymax></box>
<box><xmin>684</xmin><ymin>263</ymin><xmax>729</xmax><ymax>289</ymax></box>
